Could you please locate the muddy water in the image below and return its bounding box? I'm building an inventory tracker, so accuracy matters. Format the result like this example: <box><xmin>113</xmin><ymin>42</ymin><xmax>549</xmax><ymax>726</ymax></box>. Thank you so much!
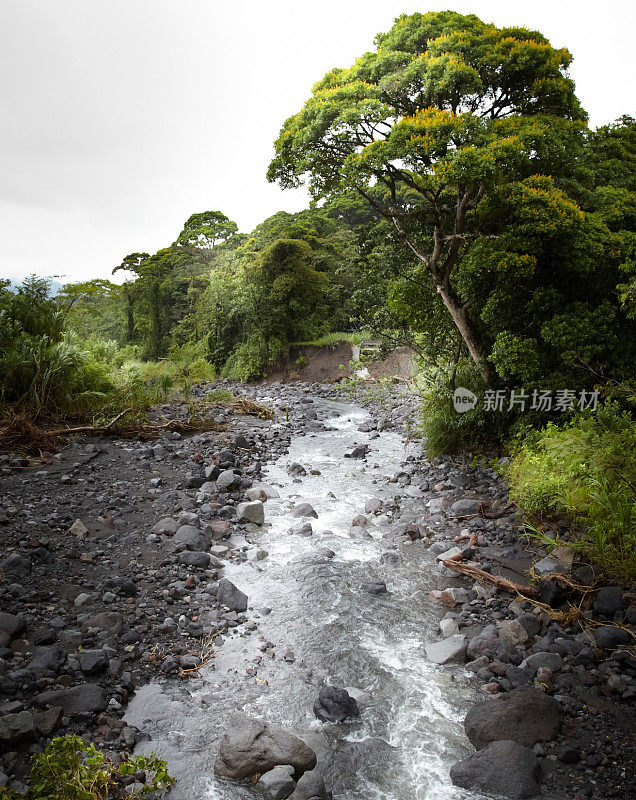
<box><xmin>125</xmin><ymin>399</ymin><xmax>482</xmax><ymax>799</ymax></box>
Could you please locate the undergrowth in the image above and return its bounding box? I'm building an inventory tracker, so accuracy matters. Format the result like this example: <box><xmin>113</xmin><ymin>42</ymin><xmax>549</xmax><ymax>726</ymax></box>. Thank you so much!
<box><xmin>507</xmin><ymin>402</ymin><xmax>636</xmax><ymax>580</ymax></box>
<box><xmin>0</xmin><ymin>735</ymin><xmax>172</xmax><ymax>799</ymax></box>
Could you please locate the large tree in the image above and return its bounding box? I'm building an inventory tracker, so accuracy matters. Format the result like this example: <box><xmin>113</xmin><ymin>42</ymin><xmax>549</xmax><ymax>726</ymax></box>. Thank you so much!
<box><xmin>267</xmin><ymin>11</ymin><xmax>588</xmax><ymax>384</ymax></box>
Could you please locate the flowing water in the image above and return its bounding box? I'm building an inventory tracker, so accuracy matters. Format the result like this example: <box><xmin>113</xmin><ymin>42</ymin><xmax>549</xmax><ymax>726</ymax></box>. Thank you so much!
<box><xmin>125</xmin><ymin>399</ymin><xmax>483</xmax><ymax>799</ymax></box>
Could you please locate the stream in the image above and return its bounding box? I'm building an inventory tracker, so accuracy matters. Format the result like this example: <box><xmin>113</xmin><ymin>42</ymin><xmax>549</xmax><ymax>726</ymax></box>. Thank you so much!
<box><xmin>124</xmin><ymin>398</ymin><xmax>481</xmax><ymax>799</ymax></box>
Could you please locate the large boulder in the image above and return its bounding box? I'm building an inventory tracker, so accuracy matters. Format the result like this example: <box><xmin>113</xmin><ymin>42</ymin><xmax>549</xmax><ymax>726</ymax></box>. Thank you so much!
<box><xmin>217</xmin><ymin>578</ymin><xmax>248</xmax><ymax>612</ymax></box>
<box><xmin>465</xmin><ymin>687</ymin><xmax>562</xmax><ymax>750</ymax></box>
<box><xmin>214</xmin><ymin>714</ymin><xmax>316</xmax><ymax>780</ymax></box>
<box><xmin>450</xmin><ymin>740</ymin><xmax>541</xmax><ymax>799</ymax></box>
<box><xmin>27</xmin><ymin>645</ymin><xmax>66</xmax><ymax>677</ymax></box>
<box><xmin>35</xmin><ymin>684</ymin><xmax>107</xmax><ymax>714</ymax></box>
<box><xmin>313</xmin><ymin>687</ymin><xmax>360</xmax><ymax>723</ymax></box>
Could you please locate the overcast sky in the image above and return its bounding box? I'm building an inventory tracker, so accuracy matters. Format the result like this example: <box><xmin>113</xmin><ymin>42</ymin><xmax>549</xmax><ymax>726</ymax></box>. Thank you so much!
<box><xmin>1</xmin><ymin>0</ymin><xmax>634</xmax><ymax>285</ymax></box>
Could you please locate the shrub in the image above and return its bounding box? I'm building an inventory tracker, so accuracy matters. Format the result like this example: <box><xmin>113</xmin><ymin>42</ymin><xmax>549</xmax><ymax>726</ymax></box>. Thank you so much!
<box><xmin>0</xmin><ymin>734</ymin><xmax>172</xmax><ymax>799</ymax></box>
<box><xmin>507</xmin><ymin>402</ymin><xmax>636</xmax><ymax>578</ymax></box>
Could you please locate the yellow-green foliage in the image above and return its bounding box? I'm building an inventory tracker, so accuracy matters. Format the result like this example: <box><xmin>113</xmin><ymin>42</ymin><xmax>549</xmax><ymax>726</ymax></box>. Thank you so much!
<box><xmin>507</xmin><ymin>402</ymin><xmax>636</xmax><ymax>579</ymax></box>
<box><xmin>0</xmin><ymin>735</ymin><xmax>172</xmax><ymax>799</ymax></box>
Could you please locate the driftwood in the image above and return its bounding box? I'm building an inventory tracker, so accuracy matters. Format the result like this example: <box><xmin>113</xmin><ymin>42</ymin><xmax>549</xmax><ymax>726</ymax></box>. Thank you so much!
<box><xmin>442</xmin><ymin>557</ymin><xmax>539</xmax><ymax>598</ymax></box>
<box><xmin>49</xmin><ymin>408</ymin><xmax>133</xmax><ymax>436</ymax></box>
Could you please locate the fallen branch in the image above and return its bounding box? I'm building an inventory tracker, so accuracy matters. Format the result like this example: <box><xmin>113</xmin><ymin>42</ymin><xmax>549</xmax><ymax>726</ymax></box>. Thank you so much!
<box><xmin>49</xmin><ymin>408</ymin><xmax>133</xmax><ymax>436</ymax></box>
<box><xmin>442</xmin><ymin>558</ymin><xmax>539</xmax><ymax>598</ymax></box>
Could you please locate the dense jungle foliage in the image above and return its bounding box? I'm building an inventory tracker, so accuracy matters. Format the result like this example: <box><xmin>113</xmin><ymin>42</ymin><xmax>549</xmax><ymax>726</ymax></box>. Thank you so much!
<box><xmin>1</xmin><ymin>11</ymin><xmax>634</xmax><ymax>576</ymax></box>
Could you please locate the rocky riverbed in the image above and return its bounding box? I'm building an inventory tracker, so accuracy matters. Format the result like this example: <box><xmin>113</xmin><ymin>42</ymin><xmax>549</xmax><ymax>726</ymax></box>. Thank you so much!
<box><xmin>0</xmin><ymin>381</ymin><xmax>634</xmax><ymax>799</ymax></box>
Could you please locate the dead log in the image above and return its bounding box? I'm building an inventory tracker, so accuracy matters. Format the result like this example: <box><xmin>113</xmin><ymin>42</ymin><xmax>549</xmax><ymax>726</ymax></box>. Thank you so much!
<box><xmin>442</xmin><ymin>558</ymin><xmax>539</xmax><ymax>598</ymax></box>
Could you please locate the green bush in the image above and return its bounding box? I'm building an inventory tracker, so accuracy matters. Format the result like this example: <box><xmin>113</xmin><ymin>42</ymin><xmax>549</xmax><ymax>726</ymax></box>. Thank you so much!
<box><xmin>507</xmin><ymin>402</ymin><xmax>636</xmax><ymax>579</ymax></box>
<box><xmin>0</xmin><ymin>734</ymin><xmax>172</xmax><ymax>799</ymax></box>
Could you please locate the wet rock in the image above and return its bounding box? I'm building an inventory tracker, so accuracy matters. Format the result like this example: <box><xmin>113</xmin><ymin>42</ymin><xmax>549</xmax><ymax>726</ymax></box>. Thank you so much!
<box><xmin>450</xmin><ymin>740</ymin><xmax>541</xmax><ymax>799</ymax></box>
<box><xmin>288</xmin><ymin>463</ymin><xmax>307</xmax><ymax>477</ymax></box>
<box><xmin>0</xmin><ymin>712</ymin><xmax>35</xmax><ymax>743</ymax></box>
<box><xmin>439</xmin><ymin>618</ymin><xmax>460</xmax><ymax>638</ymax></box>
<box><xmin>361</xmin><ymin>580</ymin><xmax>387</xmax><ymax>595</ymax></box>
<box><xmin>237</xmin><ymin>500</ymin><xmax>264</xmax><ymax>525</ymax></box>
<box><xmin>35</xmin><ymin>683</ymin><xmax>107</xmax><ymax>714</ymax></box>
<box><xmin>364</xmin><ymin>498</ymin><xmax>382</xmax><ymax>514</ymax></box>
<box><xmin>258</xmin><ymin>764</ymin><xmax>296</xmax><ymax>799</ymax></box>
<box><xmin>345</xmin><ymin>444</ymin><xmax>369</xmax><ymax>459</ymax></box>
<box><xmin>214</xmin><ymin>714</ymin><xmax>316</xmax><ymax>780</ymax></box>
<box><xmin>440</xmin><ymin>587</ymin><xmax>469</xmax><ymax>607</ymax></box>
<box><xmin>425</xmin><ymin>635</ymin><xmax>467</xmax><ymax>665</ymax></box>
<box><xmin>290</xmin><ymin>767</ymin><xmax>329</xmax><ymax>799</ymax></box>
<box><xmin>289</xmin><ymin>522</ymin><xmax>313</xmax><ymax>537</ymax></box>
<box><xmin>289</xmin><ymin>503</ymin><xmax>318</xmax><ymax>519</ymax></box>
<box><xmin>313</xmin><ymin>686</ymin><xmax>360</xmax><ymax>723</ymax></box>
<box><xmin>217</xmin><ymin>578</ymin><xmax>248</xmax><ymax>612</ymax></box>
<box><xmin>465</xmin><ymin>687</ymin><xmax>562</xmax><ymax>750</ymax></box>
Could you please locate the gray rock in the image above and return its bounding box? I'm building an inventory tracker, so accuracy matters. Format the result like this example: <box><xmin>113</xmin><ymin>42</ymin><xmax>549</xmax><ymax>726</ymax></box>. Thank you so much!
<box><xmin>594</xmin><ymin>625</ymin><xmax>632</xmax><ymax>649</ymax></box>
<box><xmin>465</xmin><ymin>687</ymin><xmax>562</xmax><ymax>750</ymax></box>
<box><xmin>1</xmin><ymin>553</ymin><xmax>31</xmax><ymax>578</ymax></box>
<box><xmin>258</xmin><ymin>764</ymin><xmax>296</xmax><ymax>799</ymax></box>
<box><xmin>74</xmin><ymin>592</ymin><xmax>92</xmax><ymax>608</ymax></box>
<box><xmin>451</xmin><ymin>740</ymin><xmax>541</xmax><ymax>799</ymax></box>
<box><xmin>364</xmin><ymin>498</ymin><xmax>382</xmax><ymax>514</ymax></box>
<box><xmin>345</xmin><ymin>444</ymin><xmax>369</xmax><ymax>459</ymax></box>
<box><xmin>214</xmin><ymin>714</ymin><xmax>316</xmax><ymax>779</ymax></box>
<box><xmin>497</xmin><ymin>619</ymin><xmax>529</xmax><ymax>646</ymax></box>
<box><xmin>425</xmin><ymin>635</ymin><xmax>467</xmax><ymax>665</ymax></box>
<box><xmin>80</xmin><ymin>649</ymin><xmax>109</xmax><ymax>675</ymax></box>
<box><xmin>151</xmin><ymin>517</ymin><xmax>178</xmax><ymax>536</ymax></box>
<box><xmin>289</xmin><ymin>503</ymin><xmax>318</xmax><ymax>519</ymax></box>
<box><xmin>449</xmin><ymin>499</ymin><xmax>483</xmax><ymax>516</ymax></box>
<box><xmin>178</xmin><ymin>551</ymin><xmax>211</xmax><ymax>568</ymax></box>
<box><xmin>313</xmin><ymin>686</ymin><xmax>360</xmax><ymax>723</ymax></box>
<box><xmin>237</xmin><ymin>500</ymin><xmax>264</xmax><ymax>525</ymax></box>
<box><xmin>35</xmin><ymin>684</ymin><xmax>107</xmax><ymax>714</ymax></box>
<box><xmin>289</xmin><ymin>522</ymin><xmax>313</xmax><ymax>537</ymax></box>
<box><xmin>361</xmin><ymin>580</ymin><xmax>387</xmax><ymax>595</ymax></box>
<box><xmin>466</xmin><ymin>624</ymin><xmax>513</xmax><ymax>661</ymax></box>
<box><xmin>439</xmin><ymin>618</ymin><xmax>460</xmax><ymax>638</ymax></box>
<box><xmin>27</xmin><ymin>644</ymin><xmax>65</xmax><ymax>677</ymax></box>
<box><xmin>0</xmin><ymin>613</ymin><xmax>26</xmax><ymax>639</ymax></box>
<box><xmin>290</xmin><ymin>767</ymin><xmax>329</xmax><ymax>799</ymax></box>
<box><xmin>173</xmin><ymin>525</ymin><xmax>206</xmax><ymax>551</ymax></box>
<box><xmin>0</xmin><ymin>712</ymin><xmax>35</xmax><ymax>743</ymax></box>
<box><xmin>217</xmin><ymin>469</ymin><xmax>239</xmax><ymax>490</ymax></box>
<box><xmin>520</xmin><ymin>652</ymin><xmax>564</xmax><ymax>674</ymax></box>
<box><xmin>86</xmin><ymin>612</ymin><xmax>123</xmax><ymax>635</ymax></box>
<box><xmin>217</xmin><ymin>578</ymin><xmax>248</xmax><ymax>612</ymax></box>
<box><xmin>594</xmin><ymin>587</ymin><xmax>624</xmax><ymax>618</ymax></box>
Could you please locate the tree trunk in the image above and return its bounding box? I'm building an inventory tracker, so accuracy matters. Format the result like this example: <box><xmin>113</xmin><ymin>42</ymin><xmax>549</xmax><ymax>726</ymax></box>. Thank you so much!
<box><xmin>436</xmin><ymin>283</ymin><xmax>496</xmax><ymax>386</ymax></box>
